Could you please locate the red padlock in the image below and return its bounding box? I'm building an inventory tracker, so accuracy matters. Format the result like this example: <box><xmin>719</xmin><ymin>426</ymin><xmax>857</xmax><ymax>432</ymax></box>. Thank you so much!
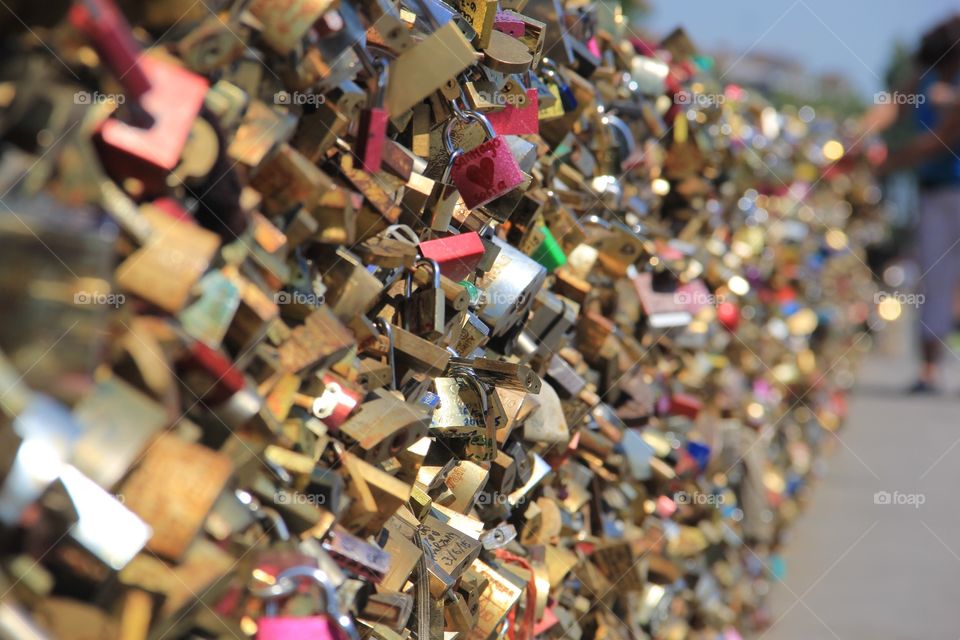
<box><xmin>668</xmin><ymin>392</ymin><xmax>702</xmax><ymax>419</ymax></box>
<box><xmin>311</xmin><ymin>373</ymin><xmax>362</xmax><ymax>431</ymax></box>
<box><xmin>444</xmin><ymin>104</ymin><xmax>524</xmax><ymax>210</ymax></box>
<box><xmin>418</xmin><ymin>231</ymin><xmax>486</xmax><ymax>281</ymax></box>
<box><xmin>253</xmin><ymin>566</ymin><xmax>359</xmax><ymax>640</ymax></box>
<box><xmin>354</xmin><ymin>51</ymin><xmax>389</xmax><ymax>173</ymax></box>
<box><xmin>486</xmin><ymin>88</ymin><xmax>539</xmax><ymax>136</ymax></box>
<box><xmin>94</xmin><ymin>56</ymin><xmax>209</xmax><ymax>194</ymax></box>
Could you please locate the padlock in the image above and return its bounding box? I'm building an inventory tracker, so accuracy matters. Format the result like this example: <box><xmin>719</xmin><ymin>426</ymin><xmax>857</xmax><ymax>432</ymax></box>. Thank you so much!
<box><xmin>431</xmin><ymin>370</ymin><xmax>496</xmax><ymax>461</ymax></box>
<box><xmin>338</xmin><ymin>395</ymin><xmax>431</xmax><ymax>464</ymax></box>
<box><xmin>419</xmin><ymin>231</ymin><xmax>486</xmax><ymax>281</ymax></box>
<box><xmin>404</xmin><ymin>258</ymin><xmax>445</xmax><ymax>341</ymax></box>
<box><xmin>94</xmin><ymin>56</ymin><xmax>209</xmax><ymax>194</ymax></box>
<box><xmin>248</xmin><ymin>0</ymin><xmax>333</xmax><ymax>54</ymax></box>
<box><xmin>355</xmin><ymin>50</ymin><xmax>390</xmax><ymax>174</ymax></box>
<box><xmin>540</xmin><ymin>58</ymin><xmax>578</xmax><ymax>112</ymax></box>
<box><xmin>494</xmin><ymin>11</ymin><xmax>525</xmax><ymax>37</ymax></box>
<box><xmin>385</xmin><ymin>20</ymin><xmax>476</xmax><ymax>116</ymax></box>
<box><xmin>486</xmin><ymin>88</ymin><xmax>539</xmax><ymax>136</ymax></box>
<box><xmin>323</xmin><ymin>525</ymin><xmax>392</xmax><ymax>583</ymax></box>
<box><xmin>253</xmin><ymin>566</ymin><xmax>360</xmax><ymax>640</ymax></box>
<box><xmin>444</xmin><ymin>104</ymin><xmax>525</xmax><ymax>210</ymax></box>
<box><xmin>475</xmin><ymin>234</ymin><xmax>546</xmax><ymax>339</ymax></box>
<box><xmin>458</xmin><ymin>0</ymin><xmax>498</xmax><ymax>49</ymax></box>
<box><xmin>446</xmin><ymin>356</ymin><xmax>541</xmax><ymax>393</ymax></box>
<box><xmin>119</xmin><ymin>433</ymin><xmax>232</xmax><ymax>561</ymax></box>
<box><xmin>310</xmin><ymin>373</ymin><xmax>363</xmax><ymax>431</ymax></box>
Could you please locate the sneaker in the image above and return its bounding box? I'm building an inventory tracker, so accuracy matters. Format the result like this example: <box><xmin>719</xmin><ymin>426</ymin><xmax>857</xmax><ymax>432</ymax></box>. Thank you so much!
<box><xmin>907</xmin><ymin>379</ymin><xmax>939</xmax><ymax>395</ymax></box>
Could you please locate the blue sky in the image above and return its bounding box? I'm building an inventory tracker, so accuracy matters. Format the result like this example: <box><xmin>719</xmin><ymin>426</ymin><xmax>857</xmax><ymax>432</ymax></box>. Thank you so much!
<box><xmin>642</xmin><ymin>0</ymin><xmax>960</xmax><ymax>97</ymax></box>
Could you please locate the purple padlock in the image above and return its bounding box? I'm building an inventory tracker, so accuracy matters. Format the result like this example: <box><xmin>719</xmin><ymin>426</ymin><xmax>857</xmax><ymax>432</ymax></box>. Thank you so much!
<box><xmin>444</xmin><ymin>103</ymin><xmax>525</xmax><ymax>210</ymax></box>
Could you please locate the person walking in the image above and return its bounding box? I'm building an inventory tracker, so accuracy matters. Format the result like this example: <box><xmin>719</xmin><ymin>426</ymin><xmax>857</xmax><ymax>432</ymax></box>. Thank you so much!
<box><xmin>864</xmin><ymin>15</ymin><xmax>960</xmax><ymax>392</ymax></box>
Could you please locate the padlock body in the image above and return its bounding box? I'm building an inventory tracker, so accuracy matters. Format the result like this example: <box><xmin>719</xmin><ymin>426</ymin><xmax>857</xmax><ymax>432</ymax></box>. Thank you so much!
<box><xmin>419</xmin><ymin>232</ymin><xmax>486</xmax><ymax>281</ymax></box>
<box><xmin>408</xmin><ymin>289</ymin><xmax>445</xmax><ymax>340</ymax></box>
<box><xmin>356</xmin><ymin>107</ymin><xmax>389</xmax><ymax>173</ymax></box>
<box><xmin>451</xmin><ymin>136</ymin><xmax>524</xmax><ymax>210</ymax></box>
<box><xmin>95</xmin><ymin>56</ymin><xmax>209</xmax><ymax>193</ymax></box>
<box><xmin>258</xmin><ymin>616</ymin><xmax>339</xmax><ymax>640</ymax></box>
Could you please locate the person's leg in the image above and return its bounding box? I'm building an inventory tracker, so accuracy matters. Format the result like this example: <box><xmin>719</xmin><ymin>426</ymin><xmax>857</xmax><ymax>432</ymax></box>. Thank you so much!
<box><xmin>915</xmin><ymin>188</ymin><xmax>955</xmax><ymax>389</ymax></box>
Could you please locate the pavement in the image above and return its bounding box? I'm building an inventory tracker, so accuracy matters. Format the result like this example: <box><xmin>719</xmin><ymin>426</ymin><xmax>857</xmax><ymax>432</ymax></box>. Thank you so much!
<box><xmin>761</xmin><ymin>317</ymin><xmax>960</xmax><ymax>639</ymax></box>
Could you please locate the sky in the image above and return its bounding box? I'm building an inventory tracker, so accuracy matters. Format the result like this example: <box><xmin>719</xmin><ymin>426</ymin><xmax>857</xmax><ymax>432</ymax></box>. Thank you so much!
<box><xmin>641</xmin><ymin>0</ymin><xmax>960</xmax><ymax>97</ymax></box>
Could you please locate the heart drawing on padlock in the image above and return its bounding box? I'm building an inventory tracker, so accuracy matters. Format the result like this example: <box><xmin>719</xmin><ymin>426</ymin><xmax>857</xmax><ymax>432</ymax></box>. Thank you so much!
<box><xmin>466</xmin><ymin>157</ymin><xmax>496</xmax><ymax>189</ymax></box>
<box><xmin>451</xmin><ymin>136</ymin><xmax>523</xmax><ymax>209</ymax></box>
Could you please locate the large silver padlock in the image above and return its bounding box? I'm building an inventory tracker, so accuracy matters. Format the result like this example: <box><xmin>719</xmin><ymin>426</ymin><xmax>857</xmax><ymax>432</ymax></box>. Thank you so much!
<box><xmin>475</xmin><ymin>234</ymin><xmax>546</xmax><ymax>339</ymax></box>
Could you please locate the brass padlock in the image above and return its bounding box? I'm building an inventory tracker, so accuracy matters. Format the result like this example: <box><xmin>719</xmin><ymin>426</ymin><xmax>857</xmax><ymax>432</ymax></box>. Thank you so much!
<box><xmin>404</xmin><ymin>258</ymin><xmax>445</xmax><ymax>341</ymax></box>
<box><xmin>338</xmin><ymin>395</ymin><xmax>431</xmax><ymax>464</ymax></box>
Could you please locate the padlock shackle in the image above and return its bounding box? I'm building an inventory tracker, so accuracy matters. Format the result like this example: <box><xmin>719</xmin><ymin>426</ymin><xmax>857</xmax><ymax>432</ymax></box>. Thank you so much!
<box><xmin>373</xmin><ymin>318</ymin><xmax>398</xmax><ymax>391</ymax></box>
<box><xmin>385</xmin><ymin>224</ymin><xmax>420</xmax><ymax>247</ymax></box>
<box><xmin>403</xmin><ymin>258</ymin><xmax>442</xmax><ymax>333</ymax></box>
<box><xmin>254</xmin><ymin>566</ymin><xmax>360</xmax><ymax>640</ymax></box>
<box><xmin>601</xmin><ymin>112</ymin><xmax>637</xmax><ymax>159</ymax></box>
<box><xmin>235</xmin><ymin>490</ymin><xmax>291</xmax><ymax>542</ymax></box>
<box><xmin>404</xmin><ymin>258</ymin><xmax>441</xmax><ymax>300</ymax></box>
<box><xmin>443</xmin><ymin>103</ymin><xmax>497</xmax><ymax>156</ymax></box>
<box><xmin>448</xmin><ymin>365</ymin><xmax>495</xmax><ymax>460</ymax></box>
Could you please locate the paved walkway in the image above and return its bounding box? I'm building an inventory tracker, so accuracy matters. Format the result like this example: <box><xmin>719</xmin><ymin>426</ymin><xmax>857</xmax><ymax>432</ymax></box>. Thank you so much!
<box><xmin>762</xmin><ymin>321</ymin><xmax>960</xmax><ymax>639</ymax></box>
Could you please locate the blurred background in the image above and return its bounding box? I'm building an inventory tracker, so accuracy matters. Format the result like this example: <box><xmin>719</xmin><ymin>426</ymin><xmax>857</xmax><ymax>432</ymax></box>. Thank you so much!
<box><xmin>636</xmin><ymin>1</ymin><xmax>960</xmax><ymax>637</ymax></box>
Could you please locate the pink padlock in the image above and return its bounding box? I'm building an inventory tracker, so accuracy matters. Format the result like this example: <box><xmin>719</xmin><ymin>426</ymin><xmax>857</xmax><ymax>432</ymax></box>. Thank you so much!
<box><xmin>493</xmin><ymin>11</ymin><xmax>525</xmax><ymax>38</ymax></box>
<box><xmin>444</xmin><ymin>103</ymin><xmax>524</xmax><ymax>210</ymax></box>
<box><xmin>486</xmin><ymin>88</ymin><xmax>539</xmax><ymax>136</ymax></box>
<box><xmin>254</xmin><ymin>566</ymin><xmax>359</xmax><ymax>640</ymax></box>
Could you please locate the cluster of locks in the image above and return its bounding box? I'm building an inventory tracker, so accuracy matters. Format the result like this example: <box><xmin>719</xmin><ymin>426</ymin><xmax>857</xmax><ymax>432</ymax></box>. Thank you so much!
<box><xmin>0</xmin><ymin>0</ymin><xmax>883</xmax><ymax>638</ymax></box>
